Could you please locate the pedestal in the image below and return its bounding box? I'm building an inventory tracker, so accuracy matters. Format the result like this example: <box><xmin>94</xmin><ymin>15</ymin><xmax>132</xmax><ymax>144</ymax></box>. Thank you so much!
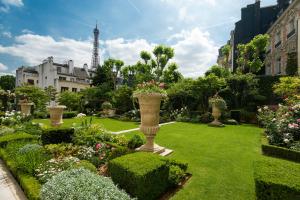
<box><xmin>47</xmin><ymin>105</ymin><xmax>66</xmax><ymax>127</ymax></box>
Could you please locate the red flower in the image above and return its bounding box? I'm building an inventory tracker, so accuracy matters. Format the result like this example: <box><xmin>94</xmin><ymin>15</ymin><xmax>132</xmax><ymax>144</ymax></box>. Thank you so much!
<box><xmin>95</xmin><ymin>143</ymin><xmax>102</xmax><ymax>150</ymax></box>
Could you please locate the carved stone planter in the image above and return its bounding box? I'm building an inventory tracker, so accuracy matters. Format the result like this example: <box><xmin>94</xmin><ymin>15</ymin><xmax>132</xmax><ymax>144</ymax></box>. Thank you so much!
<box><xmin>210</xmin><ymin>106</ymin><xmax>224</xmax><ymax>127</ymax></box>
<box><xmin>19</xmin><ymin>102</ymin><xmax>34</xmax><ymax>116</ymax></box>
<box><xmin>134</xmin><ymin>93</ymin><xmax>165</xmax><ymax>154</ymax></box>
<box><xmin>47</xmin><ymin>105</ymin><xmax>66</xmax><ymax>127</ymax></box>
<box><xmin>102</xmin><ymin>109</ymin><xmax>116</xmax><ymax>117</ymax></box>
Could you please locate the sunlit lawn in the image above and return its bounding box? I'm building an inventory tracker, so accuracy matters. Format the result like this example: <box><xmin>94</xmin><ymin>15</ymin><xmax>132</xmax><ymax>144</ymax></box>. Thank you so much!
<box><xmin>33</xmin><ymin>117</ymin><xmax>139</xmax><ymax>132</ymax></box>
<box><xmin>124</xmin><ymin>123</ymin><xmax>265</xmax><ymax>200</ymax></box>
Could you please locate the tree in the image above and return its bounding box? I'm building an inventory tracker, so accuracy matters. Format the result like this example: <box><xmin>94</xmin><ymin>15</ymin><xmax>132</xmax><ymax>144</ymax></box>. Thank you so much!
<box><xmin>162</xmin><ymin>63</ymin><xmax>183</xmax><ymax>85</ymax></box>
<box><xmin>15</xmin><ymin>85</ymin><xmax>49</xmax><ymax>111</ymax></box>
<box><xmin>44</xmin><ymin>86</ymin><xmax>57</xmax><ymax>102</ymax></box>
<box><xmin>112</xmin><ymin>86</ymin><xmax>134</xmax><ymax>114</ymax></box>
<box><xmin>221</xmin><ymin>44</ymin><xmax>231</xmax><ymax>68</ymax></box>
<box><xmin>273</xmin><ymin>76</ymin><xmax>300</xmax><ymax>103</ymax></box>
<box><xmin>0</xmin><ymin>75</ymin><xmax>15</xmax><ymax>91</ymax></box>
<box><xmin>58</xmin><ymin>91</ymin><xmax>82</xmax><ymax>111</ymax></box>
<box><xmin>221</xmin><ymin>73</ymin><xmax>263</xmax><ymax>110</ymax></box>
<box><xmin>237</xmin><ymin>34</ymin><xmax>269</xmax><ymax>73</ymax></box>
<box><xmin>205</xmin><ymin>65</ymin><xmax>231</xmax><ymax>78</ymax></box>
<box><xmin>92</xmin><ymin>59</ymin><xmax>124</xmax><ymax>90</ymax></box>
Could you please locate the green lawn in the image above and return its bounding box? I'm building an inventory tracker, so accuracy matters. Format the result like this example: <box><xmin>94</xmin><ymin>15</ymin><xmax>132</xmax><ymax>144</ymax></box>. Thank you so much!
<box><xmin>33</xmin><ymin>117</ymin><xmax>139</xmax><ymax>132</ymax></box>
<box><xmin>124</xmin><ymin>122</ymin><xmax>264</xmax><ymax>200</ymax></box>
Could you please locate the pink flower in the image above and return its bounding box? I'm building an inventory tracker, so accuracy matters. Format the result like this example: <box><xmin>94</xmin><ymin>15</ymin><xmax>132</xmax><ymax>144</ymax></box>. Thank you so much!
<box><xmin>95</xmin><ymin>143</ymin><xmax>102</xmax><ymax>150</ymax></box>
<box><xmin>159</xmin><ymin>83</ymin><xmax>165</xmax><ymax>89</ymax></box>
<box><xmin>297</xmin><ymin>119</ymin><xmax>300</xmax><ymax>123</ymax></box>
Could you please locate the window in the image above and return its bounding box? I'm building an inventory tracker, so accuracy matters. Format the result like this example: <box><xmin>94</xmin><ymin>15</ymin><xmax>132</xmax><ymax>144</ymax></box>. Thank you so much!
<box><xmin>287</xmin><ymin>19</ymin><xmax>296</xmax><ymax>38</ymax></box>
<box><xmin>72</xmin><ymin>88</ymin><xmax>77</xmax><ymax>92</ymax></box>
<box><xmin>275</xmin><ymin>31</ymin><xmax>281</xmax><ymax>47</ymax></box>
<box><xmin>265</xmin><ymin>65</ymin><xmax>271</xmax><ymax>75</ymax></box>
<box><xmin>61</xmin><ymin>87</ymin><xmax>69</xmax><ymax>92</ymax></box>
<box><xmin>36</xmin><ymin>80</ymin><xmax>39</xmax><ymax>84</ymax></box>
<box><xmin>276</xmin><ymin>57</ymin><xmax>281</xmax><ymax>74</ymax></box>
<box><xmin>57</xmin><ymin>67</ymin><xmax>61</xmax><ymax>73</ymax></box>
<box><xmin>70</xmin><ymin>78</ymin><xmax>74</xmax><ymax>82</ymax></box>
<box><xmin>27</xmin><ymin>79</ymin><xmax>34</xmax><ymax>85</ymax></box>
<box><xmin>45</xmin><ymin>76</ymin><xmax>47</xmax><ymax>80</ymax></box>
<box><xmin>59</xmin><ymin>76</ymin><xmax>66</xmax><ymax>81</ymax></box>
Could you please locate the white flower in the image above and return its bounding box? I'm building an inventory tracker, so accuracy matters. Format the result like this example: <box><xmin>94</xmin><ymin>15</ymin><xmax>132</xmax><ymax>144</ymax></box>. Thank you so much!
<box><xmin>284</xmin><ymin>139</ymin><xmax>290</xmax><ymax>144</ymax></box>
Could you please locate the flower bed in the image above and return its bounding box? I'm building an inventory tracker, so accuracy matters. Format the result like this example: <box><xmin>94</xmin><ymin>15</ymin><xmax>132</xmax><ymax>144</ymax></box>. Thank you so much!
<box><xmin>258</xmin><ymin>102</ymin><xmax>300</xmax><ymax>152</ymax></box>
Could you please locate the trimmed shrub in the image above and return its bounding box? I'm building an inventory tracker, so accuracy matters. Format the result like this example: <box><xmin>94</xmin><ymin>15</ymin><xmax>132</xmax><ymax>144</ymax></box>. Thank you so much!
<box><xmin>254</xmin><ymin>158</ymin><xmax>300</xmax><ymax>200</ymax></box>
<box><xmin>109</xmin><ymin>145</ymin><xmax>131</xmax><ymax>160</ymax></box>
<box><xmin>262</xmin><ymin>144</ymin><xmax>300</xmax><ymax>163</ymax></box>
<box><xmin>109</xmin><ymin>152</ymin><xmax>170</xmax><ymax>200</ymax></box>
<box><xmin>40</xmin><ymin>168</ymin><xmax>133</xmax><ymax>200</ymax></box>
<box><xmin>199</xmin><ymin>112</ymin><xmax>213</xmax><ymax>123</ymax></box>
<box><xmin>63</xmin><ymin>111</ymin><xmax>77</xmax><ymax>119</ymax></box>
<box><xmin>127</xmin><ymin>134</ymin><xmax>144</xmax><ymax>149</ymax></box>
<box><xmin>41</xmin><ymin>128</ymin><xmax>74</xmax><ymax>145</ymax></box>
<box><xmin>0</xmin><ymin>133</ymin><xmax>38</xmax><ymax>147</ymax></box>
<box><xmin>70</xmin><ymin>160</ymin><xmax>97</xmax><ymax>174</ymax></box>
<box><xmin>33</xmin><ymin>111</ymin><xmax>47</xmax><ymax>119</ymax></box>
<box><xmin>168</xmin><ymin>165</ymin><xmax>185</xmax><ymax>187</ymax></box>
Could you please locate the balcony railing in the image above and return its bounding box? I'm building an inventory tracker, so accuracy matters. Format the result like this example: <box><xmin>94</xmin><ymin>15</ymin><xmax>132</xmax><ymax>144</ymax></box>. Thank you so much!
<box><xmin>275</xmin><ymin>41</ymin><xmax>281</xmax><ymax>48</ymax></box>
<box><xmin>287</xmin><ymin>29</ymin><xmax>295</xmax><ymax>39</ymax></box>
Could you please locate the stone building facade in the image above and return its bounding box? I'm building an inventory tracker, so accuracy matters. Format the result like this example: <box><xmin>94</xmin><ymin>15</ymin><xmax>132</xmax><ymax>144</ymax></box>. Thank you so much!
<box><xmin>265</xmin><ymin>0</ymin><xmax>300</xmax><ymax>75</ymax></box>
<box><xmin>16</xmin><ymin>57</ymin><xmax>95</xmax><ymax>92</ymax></box>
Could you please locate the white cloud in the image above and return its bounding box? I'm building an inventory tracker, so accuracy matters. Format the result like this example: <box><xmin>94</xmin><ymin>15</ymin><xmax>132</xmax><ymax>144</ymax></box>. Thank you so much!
<box><xmin>171</xmin><ymin>28</ymin><xmax>218</xmax><ymax>77</ymax></box>
<box><xmin>0</xmin><ymin>62</ymin><xmax>8</xmax><ymax>71</ymax></box>
<box><xmin>1</xmin><ymin>0</ymin><xmax>23</xmax><ymax>6</ymax></box>
<box><xmin>104</xmin><ymin>38</ymin><xmax>154</xmax><ymax>65</ymax></box>
<box><xmin>0</xmin><ymin>29</ymin><xmax>217</xmax><ymax>77</ymax></box>
<box><xmin>2</xmin><ymin>31</ymin><xmax>12</xmax><ymax>38</ymax></box>
<box><xmin>21</xmin><ymin>29</ymin><xmax>34</xmax><ymax>34</ymax></box>
<box><xmin>0</xmin><ymin>34</ymin><xmax>92</xmax><ymax>67</ymax></box>
<box><xmin>0</xmin><ymin>0</ymin><xmax>23</xmax><ymax>12</ymax></box>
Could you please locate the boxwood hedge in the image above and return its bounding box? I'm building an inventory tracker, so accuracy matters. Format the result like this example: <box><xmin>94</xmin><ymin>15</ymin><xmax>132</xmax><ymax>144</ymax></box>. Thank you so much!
<box><xmin>254</xmin><ymin>158</ymin><xmax>300</xmax><ymax>200</ymax></box>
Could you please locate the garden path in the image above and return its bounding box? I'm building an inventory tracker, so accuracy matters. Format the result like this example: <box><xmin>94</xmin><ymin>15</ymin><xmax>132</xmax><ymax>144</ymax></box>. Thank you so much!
<box><xmin>110</xmin><ymin>121</ymin><xmax>176</xmax><ymax>134</ymax></box>
<box><xmin>0</xmin><ymin>160</ymin><xmax>27</xmax><ymax>200</ymax></box>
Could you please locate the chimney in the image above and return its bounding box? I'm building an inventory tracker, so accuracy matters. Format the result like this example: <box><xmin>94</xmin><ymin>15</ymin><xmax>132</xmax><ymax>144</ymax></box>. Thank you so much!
<box><xmin>83</xmin><ymin>63</ymin><xmax>88</xmax><ymax>71</ymax></box>
<box><xmin>68</xmin><ymin>60</ymin><xmax>74</xmax><ymax>74</ymax></box>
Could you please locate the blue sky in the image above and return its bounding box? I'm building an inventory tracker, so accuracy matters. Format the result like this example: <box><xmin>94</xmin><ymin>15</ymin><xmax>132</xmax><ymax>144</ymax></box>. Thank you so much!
<box><xmin>0</xmin><ymin>0</ymin><xmax>276</xmax><ymax>77</ymax></box>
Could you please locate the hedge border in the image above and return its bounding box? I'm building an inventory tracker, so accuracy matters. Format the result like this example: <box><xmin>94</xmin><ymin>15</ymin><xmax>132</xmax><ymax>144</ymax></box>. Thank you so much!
<box><xmin>261</xmin><ymin>135</ymin><xmax>300</xmax><ymax>163</ymax></box>
<box><xmin>0</xmin><ymin>148</ymin><xmax>41</xmax><ymax>200</ymax></box>
<box><xmin>254</xmin><ymin>158</ymin><xmax>300</xmax><ymax>200</ymax></box>
<box><xmin>0</xmin><ymin>133</ymin><xmax>38</xmax><ymax>148</ymax></box>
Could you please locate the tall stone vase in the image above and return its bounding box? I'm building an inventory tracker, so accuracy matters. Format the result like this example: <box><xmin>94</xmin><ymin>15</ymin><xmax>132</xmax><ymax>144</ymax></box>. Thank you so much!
<box><xmin>19</xmin><ymin>102</ymin><xmax>34</xmax><ymax>116</ymax></box>
<box><xmin>210</xmin><ymin>105</ymin><xmax>224</xmax><ymax>127</ymax></box>
<box><xmin>134</xmin><ymin>93</ymin><xmax>165</xmax><ymax>154</ymax></box>
<box><xmin>47</xmin><ymin>105</ymin><xmax>66</xmax><ymax>127</ymax></box>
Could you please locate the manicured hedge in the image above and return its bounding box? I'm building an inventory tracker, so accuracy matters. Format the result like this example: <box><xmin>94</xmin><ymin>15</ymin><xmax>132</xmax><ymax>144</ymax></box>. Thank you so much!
<box><xmin>261</xmin><ymin>135</ymin><xmax>300</xmax><ymax>163</ymax></box>
<box><xmin>254</xmin><ymin>158</ymin><xmax>300</xmax><ymax>200</ymax></box>
<box><xmin>0</xmin><ymin>148</ymin><xmax>41</xmax><ymax>200</ymax></box>
<box><xmin>257</xmin><ymin>75</ymin><xmax>282</xmax><ymax>105</ymax></box>
<box><xmin>109</xmin><ymin>152</ymin><xmax>170</xmax><ymax>200</ymax></box>
<box><xmin>262</xmin><ymin>144</ymin><xmax>300</xmax><ymax>163</ymax></box>
<box><xmin>63</xmin><ymin>111</ymin><xmax>78</xmax><ymax>119</ymax></box>
<box><xmin>0</xmin><ymin>133</ymin><xmax>38</xmax><ymax>147</ymax></box>
<box><xmin>41</xmin><ymin>127</ymin><xmax>74</xmax><ymax>145</ymax></box>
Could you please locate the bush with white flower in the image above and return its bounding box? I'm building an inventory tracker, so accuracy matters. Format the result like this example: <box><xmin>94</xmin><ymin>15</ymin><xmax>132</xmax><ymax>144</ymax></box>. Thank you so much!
<box><xmin>76</xmin><ymin>113</ymin><xmax>87</xmax><ymax>118</ymax></box>
<box><xmin>0</xmin><ymin>110</ymin><xmax>30</xmax><ymax>126</ymax></box>
<box><xmin>258</xmin><ymin>102</ymin><xmax>300</xmax><ymax>151</ymax></box>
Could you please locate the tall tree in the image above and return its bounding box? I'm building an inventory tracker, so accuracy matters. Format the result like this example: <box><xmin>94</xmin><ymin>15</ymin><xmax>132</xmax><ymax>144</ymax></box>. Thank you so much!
<box><xmin>221</xmin><ymin>44</ymin><xmax>231</xmax><ymax>68</ymax></box>
<box><xmin>237</xmin><ymin>34</ymin><xmax>269</xmax><ymax>73</ymax></box>
<box><xmin>0</xmin><ymin>75</ymin><xmax>15</xmax><ymax>91</ymax></box>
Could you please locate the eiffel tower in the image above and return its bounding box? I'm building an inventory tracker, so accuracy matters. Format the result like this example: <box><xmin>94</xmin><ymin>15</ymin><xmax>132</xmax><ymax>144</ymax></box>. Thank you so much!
<box><xmin>91</xmin><ymin>23</ymin><xmax>100</xmax><ymax>69</ymax></box>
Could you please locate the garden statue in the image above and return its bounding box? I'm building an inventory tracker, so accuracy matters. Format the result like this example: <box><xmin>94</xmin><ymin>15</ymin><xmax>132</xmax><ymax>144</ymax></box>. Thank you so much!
<box><xmin>18</xmin><ymin>95</ymin><xmax>34</xmax><ymax>116</ymax></box>
<box><xmin>47</xmin><ymin>100</ymin><xmax>66</xmax><ymax>127</ymax></box>
<box><xmin>133</xmin><ymin>81</ymin><xmax>167</xmax><ymax>154</ymax></box>
<box><xmin>209</xmin><ymin>94</ymin><xmax>227</xmax><ymax>127</ymax></box>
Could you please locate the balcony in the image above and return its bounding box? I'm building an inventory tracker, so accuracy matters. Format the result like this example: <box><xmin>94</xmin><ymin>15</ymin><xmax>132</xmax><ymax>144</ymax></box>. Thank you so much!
<box><xmin>287</xmin><ymin>29</ymin><xmax>295</xmax><ymax>39</ymax></box>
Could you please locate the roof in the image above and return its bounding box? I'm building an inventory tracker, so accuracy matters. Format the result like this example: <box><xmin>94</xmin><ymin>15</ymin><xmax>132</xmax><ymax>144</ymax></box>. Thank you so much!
<box><xmin>73</xmin><ymin>67</ymin><xmax>89</xmax><ymax>79</ymax></box>
<box><xmin>23</xmin><ymin>67</ymin><xmax>38</xmax><ymax>74</ymax></box>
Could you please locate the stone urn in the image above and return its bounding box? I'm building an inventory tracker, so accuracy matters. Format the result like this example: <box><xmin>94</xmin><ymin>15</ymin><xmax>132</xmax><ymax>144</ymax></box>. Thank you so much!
<box><xmin>134</xmin><ymin>93</ymin><xmax>165</xmax><ymax>154</ymax></box>
<box><xmin>47</xmin><ymin>105</ymin><xmax>66</xmax><ymax>127</ymax></box>
<box><xmin>210</xmin><ymin>105</ymin><xmax>224</xmax><ymax>127</ymax></box>
<box><xmin>19</xmin><ymin>101</ymin><xmax>34</xmax><ymax>116</ymax></box>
